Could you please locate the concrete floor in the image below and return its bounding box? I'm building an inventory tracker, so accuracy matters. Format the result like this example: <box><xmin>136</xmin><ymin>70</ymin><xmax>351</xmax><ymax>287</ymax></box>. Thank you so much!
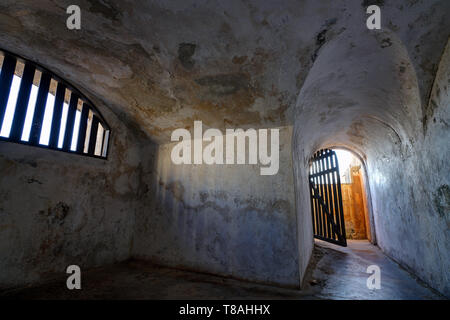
<box><xmin>0</xmin><ymin>240</ymin><xmax>444</xmax><ymax>300</ymax></box>
<box><xmin>309</xmin><ymin>240</ymin><xmax>444</xmax><ymax>299</ymax></box>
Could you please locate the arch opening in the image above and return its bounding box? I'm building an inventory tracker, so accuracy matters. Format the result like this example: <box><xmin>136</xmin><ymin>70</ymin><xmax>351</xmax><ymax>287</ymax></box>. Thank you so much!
<box><xmin>307</xmin><ymin>147</ymin><xmax>375</xmax><ymax>248</ymax></box>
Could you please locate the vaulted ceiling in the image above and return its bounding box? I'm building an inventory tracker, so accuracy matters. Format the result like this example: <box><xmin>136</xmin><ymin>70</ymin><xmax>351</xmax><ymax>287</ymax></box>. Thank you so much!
<box><xmin>0</xmin><ymin>0</ymin><xmax>448</xmax><ymax>143</ymax></box>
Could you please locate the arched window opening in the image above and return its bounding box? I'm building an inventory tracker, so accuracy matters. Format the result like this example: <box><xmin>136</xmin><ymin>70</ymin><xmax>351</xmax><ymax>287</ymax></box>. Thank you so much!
<box><xmin>0</xmin><ymin>49</ymin><xmax>110</xmax><ymax>159</ymax></box>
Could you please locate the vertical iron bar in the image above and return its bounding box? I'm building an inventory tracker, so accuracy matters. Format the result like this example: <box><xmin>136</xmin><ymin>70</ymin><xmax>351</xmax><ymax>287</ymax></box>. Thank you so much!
<box><xmin>62</xmin><ymin>93</ymin><xmax>78</xmax><ymax>151</ymax></box>
<box><xmin>48</xmin><ymin>82</ymin><xmax>65</xmax><ymax>149</ymax></box>
<box><xmin>88</xmin><ymin>115</ymin><xmax>99</xmax><ymax>155</ymax></box>
<box><xmin>309</xmin><ymin>164</ymin><xmax>316</xmax><ymax>235</ymax></box>
<box><xmin>30</xmin><ymin>72</ymin><xmax>51</xmax><ymax>145</ymax></box>
<box><xmin>102</xmin><ymin>130</ymin><xmax>110</xmax><ymax>157</ymax></box>
<box><xmin>314</xmin><ymin>156</ymin><xmax>323</xmax><ymax>237</ymax></box>
<box><xmin>322</xmin><ymin>150</ymin><xmax>332</xmax><ymax>240</ymax></box>
<box><xmin>76</xmin><ymin>103</ymin><xmax>89</xmax><ymax>153</ymax></box>
<box><xmin>330</xmin><ymin>152</ymin><xmax>342</xmax><ymax>241</ymax></box>
<box><xmin>326</xmin><ymin>151</ymin><xmax>336</xmax><ymax>240</ymax></box>
<box><xmin>313</xmin><ymin>159</ymin><xmax>322</xmax><ymax>235</ymax></box>
<box><xmin>334</xmin><ymin>152</ymin><xmax>347</xmax><ymax>243</ymax></box>
<box><xmin>0</xmin><ymin>55</ymin><xmax>17</xmax><ymax>130</ymax></box>
<box><xmin>319</xmin><ymin>151</ymin><xmax>328</xmax><ymax>238</ymax></box>
<box><xmin>324</xmin><ymin>151</ymin><xmax>332</xmax><ymax>239</ymax></box>
<box><xmin>9</xmin><ymin>63</ymin><xmax>35</xmax><ymax>142</ymax></box>
<box><xmin>313</xmin><ymin>159</ymin><xmax>320</xmax><ymax>236</ymax></box>
<box><xmin>99</xmin><ymin>125</ymin><xmax>105</xmax><ymax>155</ymax></box>
<box><xmin>317</xmin><ymin>151</ymin><xmax>327</xmax><ymax>238</ymax></box>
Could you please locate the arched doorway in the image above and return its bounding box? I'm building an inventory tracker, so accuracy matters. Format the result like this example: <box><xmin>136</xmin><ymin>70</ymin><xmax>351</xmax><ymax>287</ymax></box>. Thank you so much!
<box><xmin>308</xmin><ymin>148</ymin><xmax>374</xmax><ymax>247</ymax></box>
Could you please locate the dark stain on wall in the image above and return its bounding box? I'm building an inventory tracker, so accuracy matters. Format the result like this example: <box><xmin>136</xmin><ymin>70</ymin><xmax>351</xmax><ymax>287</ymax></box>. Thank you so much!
<box><xmin>86</xmin><ymin>0</ymin><xmax>122</xmax><ymax>22</ymax></box>
<box><xmin>380</xmin><ymin>38</ymin><xmax>393</xmax><ymax>48</ymax></box>
<box><xmin>39</xmin><ymin>202</ymin><xmax>70</xmax><ymax>226</ymax></box>
<box><xmin>27</xmin><ymin>177</ymin><xmax>43</xmax><ymax>185</ymax></box>
<box><xmin>362</xmin><ymin>0</ymin><xmax>384</xmax><ymax>7</ymax></box>
<box><xmin>311</xmin><ymin>19</ymin><xmax>337</xmax><ymax>63</ymax></box>
<box><xmin>178</xmin><ymin>43</ymin><xmax>197</xmax><ymax>70</ymax></box>
<box><xmin>433</xmin><ymin>184</ymin><xmax>450</xmax><ymax>218</ymax></box>
<box><xmin>311</xmin><ymin>29</ymin><xmax>328</xmax><ymax>62</ymax></box>
<box><xmin>195</xmin><ymin>73</ymin><xmax>249</xmax><ymax>96</ymax></box>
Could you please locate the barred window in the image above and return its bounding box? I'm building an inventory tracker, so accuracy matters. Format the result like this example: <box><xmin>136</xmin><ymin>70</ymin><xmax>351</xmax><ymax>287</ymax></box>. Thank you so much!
<box><xmin>0</xmin><ymin>49</ymin><xmax>110</xmax><ymax>158</ymax></box>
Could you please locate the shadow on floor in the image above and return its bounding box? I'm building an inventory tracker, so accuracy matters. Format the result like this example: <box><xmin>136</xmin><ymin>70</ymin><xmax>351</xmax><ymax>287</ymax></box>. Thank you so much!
<box><xmin>0</xmin><ymin>240</ymin><xmax>444</xmax><ymax>300</ymax></box>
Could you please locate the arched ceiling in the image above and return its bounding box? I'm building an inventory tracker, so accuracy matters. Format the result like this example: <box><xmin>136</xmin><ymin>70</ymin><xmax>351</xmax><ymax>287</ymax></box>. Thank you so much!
<box><xmin>0</xmin><ymin>0</ymin><xmax>448</xmax><ymax>143</ymax></box>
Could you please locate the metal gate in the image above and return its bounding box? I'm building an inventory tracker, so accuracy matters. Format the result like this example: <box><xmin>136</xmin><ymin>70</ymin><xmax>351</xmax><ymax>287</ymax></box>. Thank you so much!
<box><xmin>309</xmin><ymin>149</ymin><xmax>347</xmax><ymax>246</ymax></box>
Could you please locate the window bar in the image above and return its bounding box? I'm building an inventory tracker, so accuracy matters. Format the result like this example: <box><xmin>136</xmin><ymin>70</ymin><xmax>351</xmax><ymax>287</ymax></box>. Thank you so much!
<box><xmin>0</xmin><ymin>49</ymin><xmax>109</xmax><ymax>159</ymax></box>
<box><xmin>102</xmin><ymin>130</ymin><xmax>110</xmax><ymax>157</ymax></box>
<box><xmin>76</xmin><ymin>103</ymin><xmax>89</xmax><ymax>154</ymax></box>
<box><xmin>99</xmin><ymin>125</ymin><xmax>106</xmax><ymax>156</ymax></box>
<box><xmin>9</xmin><ymin>63</ymin><xmax>36</xmax><ymax>142</ymax></box>
<box><xmin>29</xmin><ymin>72</ymin><xmax>51</xmax><ymax>145</ymax></box>
<box><xmin>0</xmin><ymin>55</ymin><xmax>17</xmax><ymax>130</ymax></box>
<box><xmin>87</xmin><ymin>114</ymin><xmax>99</xmax><ymax>155</ymax></box>
<box><xmin>48</xmin><ymin>82</ymin><xmax>66</xmax><ymax>149</ymax></box>
<box><xmin>62</xmin><ymin>93</ymin><xmax>78</xmax><ymax>151</ymax></box>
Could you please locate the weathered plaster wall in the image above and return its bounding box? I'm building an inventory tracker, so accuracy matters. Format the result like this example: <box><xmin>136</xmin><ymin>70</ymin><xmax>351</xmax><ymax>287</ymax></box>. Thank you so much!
<box><xmin>7</xmin><ymin>0</ymin><xmax>443</xmax><ymax>143</ymax></box>
<box><xmin>133</xmin><ymin>126</ymin><xmax>300</xmax><ymax>287</ymax></box>
<box><xmin>0</xmin><ymin>102</ymin><xmax>148</xmax><ymax>289</ymax></box>
<box><xmin>369</xmin><ymin>40</ymin><xmax>450</xmax><ymax>297</ymax></box>
<box><xmin>0</xmin><ymin>0</ymin><xmax>448</xmax><ymax>294</ymax></box>
<box><xmin>292</xmin><ymin>26</ymin><xmax>450</xmax><ymax>296</ymax></box>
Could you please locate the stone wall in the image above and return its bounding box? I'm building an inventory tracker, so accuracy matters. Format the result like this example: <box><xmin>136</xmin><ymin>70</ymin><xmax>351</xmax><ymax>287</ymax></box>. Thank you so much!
<box><xmin>292</xmin><ymin>28</ymin><xmax>450</xmax><ymax>296</ymax></box>
<box><xmin>132</xmin><ymin>126</ymin><xmax>301</xmax><ymax>287</ymax></box>
<box><xmin>368</xmin><ymin>41</ymin><xmax>450</xmax><ymax>296</ymax></box>
<box><xmin>0</xmin><ymin>103</ymin><xmax>147</xmax><ymax>289</ymax></box>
